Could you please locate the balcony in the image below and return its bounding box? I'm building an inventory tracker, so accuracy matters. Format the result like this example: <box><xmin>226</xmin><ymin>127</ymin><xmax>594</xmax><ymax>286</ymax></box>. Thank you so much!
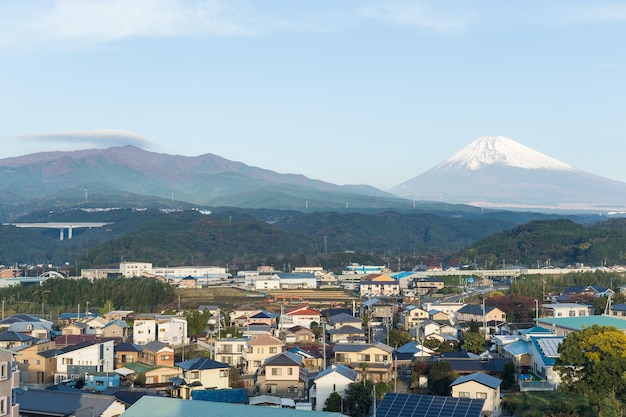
<box><xmin>11</xmin><ymin>403</ymin><xmax>18</xmax><ymax>417</ymax></box>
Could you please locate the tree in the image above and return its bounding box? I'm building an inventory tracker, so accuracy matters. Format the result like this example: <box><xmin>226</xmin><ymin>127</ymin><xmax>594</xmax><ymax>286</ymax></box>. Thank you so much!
<box><xmin>389</xmin><ymin>329</ymin><xmax>412</xmax><ymax>348</ymax></box>
<box><xmin>555</xmin><ymin>325</ymin><xmax>626</xmax><ymax>412</ymax></box>
<box><xmin>501</xmin><ymin>361</ymin><xmax>516</xmax><ymax>390</ymax></box>
<box><xmin>323</xmin><ymin>392</ymin><xmax>343</xmax><ymax>412</ymax></box>
<box><xmin>463</xmin><ymin>332</ymin><xmax>485</xmax><ymax>354</ymax></box>
<box><xmin>428</xmin><ymin>361</ymin><xmax>457</xmax><ymax>396</ymax></box>
<box><xmin>468</xmin><ymin>320</ymin><xmax>480</xmax><ymax>334</ymax></box>
<box><xmin>343</xmin><ymin>382</ymin><xmax>372</xmax><ymax>417</ymax></box>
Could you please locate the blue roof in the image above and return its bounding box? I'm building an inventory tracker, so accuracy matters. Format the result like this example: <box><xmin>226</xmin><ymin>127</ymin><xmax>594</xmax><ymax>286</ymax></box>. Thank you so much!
<box><xmin>391</xmin><ymin>272</ymin><xmax>413</xmax><ymax>279</ymax></box>
<box><xmin>191</xmin><ymin>388</ymin><xmax>248</xmax><ymax>404</ymax></box>
<box><xmin>502</xmin><ymin>340</ymin><xmax>532</xmax><ymax>357</ymax></box>
<box><xmin>451</xmin><ymin>372</ymin><xmax>502</xmax><ymax>389</ymax></box>
<box><xmin>522</xmin><ymin>326</ymin><xmax>554</xmax><ymax>335</ymax></box>
<box><xmin>536</xmin><ymin>316</ymin><xmax>626</xmax><ymax>331</ymax></box>
<box><xmin>395</xmin><ymin>341</ymin><xmax>420</xmax><ymax>354</ymax></box>
<box><xmin>530</xmin><ymin>336</ymin><xmax>564</xmax><ymax>367</ymax></box>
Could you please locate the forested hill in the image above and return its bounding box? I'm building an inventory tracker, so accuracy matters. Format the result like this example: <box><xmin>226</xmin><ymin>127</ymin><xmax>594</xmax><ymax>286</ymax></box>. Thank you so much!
<box><xmin>457</xmin><ymin>218</ymin><xmax>626</xmax><ymax>268</ymax></box>
<box><xmin>76</xmin><ymin>209</ymin><xmax>516</xmax><ymax>269</ymax></box>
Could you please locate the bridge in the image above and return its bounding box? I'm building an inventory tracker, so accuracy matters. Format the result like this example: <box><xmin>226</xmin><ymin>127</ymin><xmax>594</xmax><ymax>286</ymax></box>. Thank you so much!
<box><xmin>3</xmin><ymin>222</ymin><xmax>112</xmax><ymax>240</ymax></box>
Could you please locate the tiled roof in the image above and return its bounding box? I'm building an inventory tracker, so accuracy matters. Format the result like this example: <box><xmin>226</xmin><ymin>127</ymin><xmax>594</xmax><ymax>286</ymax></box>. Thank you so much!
<box><xmin>16</xmin><ymin>388</ymin><xmax>120</xmax><ymax>416</ymax></box>
<box><xmin>114</xmin><ymin>343</ymin><xmax>142</xmax><ymax>353</ymax></box>
<box><xmin>264</xmin><ymin>351</ymin><xmax>303</xmax><ymax>366</ymax></box>
<box><xmin>176</xmin><ymin>357</ymin><xmax>229</xmax><ymax>370</ymax></box>
<box><xmin>247</xmin><ymin>334</ymin><xmax>283</xmax><ymax>346</ymax></box>
<box><xmin>315</xmin><ymin>363</ymin><xmax>358</xmax><ymax>382</ymax></box>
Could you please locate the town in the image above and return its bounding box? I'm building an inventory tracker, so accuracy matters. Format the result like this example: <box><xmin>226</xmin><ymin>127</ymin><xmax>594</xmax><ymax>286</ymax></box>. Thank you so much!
<box><xmin>0</xmin><ymin>260</ymin><xmax>622</xmax><ymax>417</ymax></box>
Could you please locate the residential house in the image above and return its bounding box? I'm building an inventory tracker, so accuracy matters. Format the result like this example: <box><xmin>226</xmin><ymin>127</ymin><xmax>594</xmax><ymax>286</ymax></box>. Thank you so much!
<box><xmin>376</xmin><ymin>393</ymin><xmax>485</xmax><ymax>417</ymax></box>
<box><xmin>214</xmin><ymin>337</ymin><xmax>249</xmax><ymax>368</ymax></box>
<box><xmin>557</xmin><ymin>285</ymin><xmax>614</xmax><ymax>303</ymax></box>
<box><xmin>493</xmin><ymin>327</ymin><xmax>557</xmax><ymax>374</ymax></box>
<box><xmin>156</xmin><ymin>317</ymin><xmax>188</xmax><ymax>345</ymax></box>
<box><xmin>230</xmin><ymin>305</ymin><xmax>259</xmax><ymax>327</ymax></box>
<box><xmin>279</xmin><ymin>305</ymin><xmax>321</xmax><ymax>330</ymax></box>
<box><xmin>400</xmin><ymin>305</ymin><xmax>429</xmax><ymax>329</ymax></box>
<box><xmin>422</xmin><ymin>302</ymin><xmax>465</xmax><ymax>323</ymax></box>
<box><xmin>289</xmin><ymin>346</ymin><xmax>325</xmax><ymax>371</ymax></box>
<box><xmin>609</xmin><ymin>303</ymin><xmax>626</xmax><ymax>319</ymax></box>
<box><xmin>429</xmin><ymin>309</ymin><xmax>451</xmax><ymax>322</ymax></box>
<box><xmin>456</xmin><ymin>305</ymin><xmax>506</xmax><ymax>326</ymax></box>
<box><xmin>114</xmin><ymin>343</ymin><xmax>142</xmax><ymax>369</ymax></box>
<box><xmin>392</xmin><ymin>341</ymin><xmax>436</xmax><ymax>365</ymax></box>
<box><xmin>0</xmin><ymin>314</ymin><xmax>54</xmax><ymax>340</ymax></box>
<box><xmin>256</xmin><ymin>351</ymin><xmax>307</xmax><ymax>399</ymax></box>
<box><xmin>101</xmin><ymin>320</ymin><xmax>130</xmax><ymax>339</ymax></box>
<box><xmin>133</xmin><ymin>319</ymin><xmax>156</xmax><ymax>345</ymax></box>
<box><xmin>281</xmin><ymin>326</ymin><xmax>315</xmax><ymax>344</ymax></box>
<box><xmin>118</xmin><ymin>362</ymin><xmax>179</xmax><ymax>386</ymax></box>
<box><xmin>54</xmin><ymin>340</ymin><xmax>115</xmax><ymax>384</ymax></box>
<box><xmin>139</xmin><ymin>341</ymin><xmax>175</xmax><ymax>367</ymax></box>
<box><xmin>541</xmin><ymin>303</ymin><xmax>593</xmax><ymax>318</ymax></box>
<box><xmin>327</xmin><ymin>325</ymin><xmax>366</xmax><ymax>343</ymax></box>
<box><xmin>85</xmin><ymin>316</ymin><xmax>110</xmax><ymax>335</ymax></box>
<box><xmin>16</xmin><ymin>389</ymin><xmax>125</xmax><ymax>417</ymax></box>
<box><xmin>61</xmin><ymin>321</ymin><xmax>88</xmax><ymax>335</ymax></box>
<box><xmin>359</xmin><ymin>274</ymin><xmax>400</xmax><ymax>297</ymax></box>
<box><xmin>104</xmin><ymin>310</ymin><xmax>133</xmax><ymax>321</ymax></box>
<box><xmin>413</xmin><ymin>319</ymin><xmax>458</xmax><ymax>343</ymax></box>
<box><xmin>410</xmin><ymin>277</ymin><xmax>445</xmax><ymax>295</ymax></box>
<box><xmin>243</xmin><ymin>335</ymin><xmax>285</xmax><ymax>375</ymax></box>
<box><xmin>327</xmin><ymin>313</ymin><xmax>362</xmax><ymax>330</ymax></box>
<box><xmin>451</xmin><ymin>373</ymin><xmax>502</xmax><ymax>417</ymax></box>
<box><xmin>0</xmin><ymin>347</ymin><xmax>20</xmax><ymax>417</ymax></box>
<box><xmin>0</xmin><ymin>332</ymin><xmax>37</xmax><ymax>350</ymax></box>
<box><xmin>84</xmin><ymin>372</ymin><xmax>121</xmax><ymax>392</ymax></box>
<box><xmin>333</xmin><ymin>342</ymin><xmax>394</xmax><ymax>382</ymax></box>
<box><xmin>310</xmin><ymin>363</ymin><xmax>358</xmax><ymax>411</ymax></box>
<box><xmin>15</xmin><ymin>340</ymin><xmax>56</xmax><ymax>385</ymax></box>
<box><xmin>173</xmin><ymin>357</ymin><xmax>230</xmax><ymax>399</ymax></box>
<box><xmin>245</xmin><ymin>311</ymin><xmax>277</xmax><ymax>328</ymax></box>
<box><xmin>362</xmin><ymin>298</ymin><xmax>395</xmax><ymax>323</ymax></box>
<box><xmin>529</xmin><ymin>336</ymin><xmax>563</xmax><ymax>386</ymax></box>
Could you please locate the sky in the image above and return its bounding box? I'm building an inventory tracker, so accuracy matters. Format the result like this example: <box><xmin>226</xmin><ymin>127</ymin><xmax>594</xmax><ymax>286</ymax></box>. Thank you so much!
<box><xmin>0</xmin><ymin>1</ymin><xmax>624</xmax><ymax>190</ymax></box>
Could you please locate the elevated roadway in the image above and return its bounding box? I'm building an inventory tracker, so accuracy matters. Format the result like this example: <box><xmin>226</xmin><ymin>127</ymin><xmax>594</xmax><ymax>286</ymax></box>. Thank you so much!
<box><xmin>3</xmin><ymin>222</ymin><xmax>112</xmax><ymax>240</ymax></box>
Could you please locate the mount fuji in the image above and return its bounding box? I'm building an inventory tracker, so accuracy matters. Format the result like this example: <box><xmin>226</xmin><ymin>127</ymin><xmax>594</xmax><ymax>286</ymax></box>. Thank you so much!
<box><xmin>390</xmin><ymin>136</ymin><xmax>626</xmax><ymax>211</ymax></box>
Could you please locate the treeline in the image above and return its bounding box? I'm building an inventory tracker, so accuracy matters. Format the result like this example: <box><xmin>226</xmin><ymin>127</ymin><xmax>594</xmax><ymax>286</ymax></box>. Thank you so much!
<box><xmin>0</xmin><ymin>277</ymin><xmax>174</xmax><ymax>318</ymax></box>
<box><xmin>457</xmin><ymin>218</ymin><xmax>626</xmax><ymax>268</ymax></box>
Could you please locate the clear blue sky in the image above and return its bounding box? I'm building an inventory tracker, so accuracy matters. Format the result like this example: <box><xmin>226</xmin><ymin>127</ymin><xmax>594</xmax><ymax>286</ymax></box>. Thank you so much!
<box><xmin>0</xmin><ymin>1</ymin><xmax>624</xmax><ymax>190</ymax></box>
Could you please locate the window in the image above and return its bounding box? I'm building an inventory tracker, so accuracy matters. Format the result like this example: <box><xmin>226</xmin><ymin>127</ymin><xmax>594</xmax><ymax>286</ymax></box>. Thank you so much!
<box><xmin>0</xmin><ymin>396</ymin><xmax>7</xmax><ymax>415</ymax></box>
<box><xmin>269</xmin><ymin>347</ymin><xmax>277</xmax><ymax>354</ymax></box>
<box><xmin>62</xmin><ymin>358</ymin><xmax>73</xmax><ymax>365</ymax></box>
<box><xmin>458</xmin><ymin>392</ymin><xmax>470</xmax><ymax>398</ymax></box>
<box><xmin>219</xmin><ymin>370</ymin><xmax>228</xmax><ymax>377</ymax></box>
<box><xmin>476</xmin><ymin>392</ymin><xmax>488</xmax><ymax>399</ymax></box>
<box><xmin>288</xmin><ymin>385</ymin><xmax>298</xmax><ymax>393</ymax></box>
<box><xmin>288</xmin><ymin>368</ymin><xmax>293</xmax><ymax>376</ymax></box>
<box><xmin>161</xmin><ymin>355</ymin><xmax>170</xmax><ymax>360</ymax></box>
<box><xmin>579</xmin><ymin>310</ymin><xmax>587</xmax><ymax>316</ymax></box>
<box><xmin>271</xmin><ymin>368</ymin><xmax>282</xmax><ymax>376</ymax></box>
<box><xmin>96</xmin><ymin>380</ymin><xmax>104</xmax><ymax>386</ymax></box>
<box><xmin>375</xmin><ymin>355</ymin><xmax>388</xmax><ymax>362</ymax></box>
<box><xmin>569</xmin><ymin>310</ymin><xmax>576</xmax><ymax>317</ymax></box>
<box><xmin>0</xmin><ymin>363</ymin><xmax>7</xmax><ymax>381</ymax></box>
<box><xmin>191</xmin><ymin>371</ymin><xmax>199</xmax><ymax>379</ymax></box>
<box><xmin>357</xmin><ymin>354</ymin><xmax>371</xmax><ymax>362</ymax></box>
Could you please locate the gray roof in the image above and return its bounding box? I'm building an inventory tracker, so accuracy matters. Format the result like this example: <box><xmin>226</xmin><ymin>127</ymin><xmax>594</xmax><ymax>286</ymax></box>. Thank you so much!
<box><xmin>333</xmin><ymin>343</ymin><xmax>371</xmax><ymax>353</ymax></box>
<box><xmin>176</xmin><ymin>357</ymin><xmax>229</xmax><ymax>370</ymax></box>
<box><xmin>264</xmin><ymin>351</ymin><xmax>303</xmax><ymax>367</ymax></box>
<box><xmin>121</xmin><ymin>394</ymin><xmax>341</xmax><ymax>417</ymax></box>
<box><xmin>327</xmin><ymin>325</ymin><xmax>365</xmax><ymax>335</ymax></box>
<box><xmin>16</xmin><ymin>388</ymin><xmax>121</xmax><ymax>416</ymax></box>
<box><xmin>142</xmin><ymin>341</ymin><xmax>170</xmax><ymax>352</ymax></box>
<box><xmin>315</xmin><ymin>363</ymin><xmax>358</xmax><ymax>382</ymax></box>
<box><xmin>328</xmin><ymin>313</ymin><xmax>361</xmax><ymax>324</ymax></box>
<box><xmin>0</xmin><ymin>331</ymin><xmax>37</xmax><ymax>342</ymax></box>
<box><xmin>451</xmin><ymin>372</ymin><xmax>502</xmax><ymax>389</ymax></box>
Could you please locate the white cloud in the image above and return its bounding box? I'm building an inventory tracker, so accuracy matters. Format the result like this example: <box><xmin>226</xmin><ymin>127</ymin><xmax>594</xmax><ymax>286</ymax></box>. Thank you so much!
<box><xmin>0</xmin><ymin>0</ymin><xmax>255</xmax><ymax>50</ymax></box>
<box><xmin>561</xmin><ymin>3</ymin><xmax>626</xmax><ymax>23</ymax></box>
<box><xmin>359</xmin><ymin>1</ymin><xmax>477</xmax><ymax>35</ymax></box>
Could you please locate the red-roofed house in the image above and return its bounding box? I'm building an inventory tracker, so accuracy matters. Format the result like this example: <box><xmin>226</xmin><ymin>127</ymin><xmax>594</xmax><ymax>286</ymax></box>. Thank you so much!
<box><xmin>279</xmin><ymin>305</ymin><xmax>320</xmax><ymax>329</ymax></box>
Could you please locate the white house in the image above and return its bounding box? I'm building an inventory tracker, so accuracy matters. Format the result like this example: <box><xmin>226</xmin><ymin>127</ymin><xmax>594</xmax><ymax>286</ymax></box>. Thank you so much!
<box><xmin>279</xmin><ymin>305</ymin><xmax>321</xmax><ymax>330</ymax></box>
<box><xmin>276</xmin><ymin>273</ymin><xmax>317</xmax><ymax>290</ymax></box>
<box><xmin>311</xmin><ymin>363</ymin><xmax>358</xmax><ymax>411</ymax></box>
<box><xmin>157</xmin><ymin>317</ymin><xmax>188</xmax><ymax>345</ymax></box>
<box><xmin>451</xmin><ymin>373</ymin><xmax>502</xmax><ymax>417</ymax></box>
<box><xmin>54</xmin><ymin>340</ymin><xmax>114</xmax><ymax>384</ymax></box>
<box><xmin>133</xmin><ymin>319</ymin><xmax>157</xmax><ymax>345</ymax></box>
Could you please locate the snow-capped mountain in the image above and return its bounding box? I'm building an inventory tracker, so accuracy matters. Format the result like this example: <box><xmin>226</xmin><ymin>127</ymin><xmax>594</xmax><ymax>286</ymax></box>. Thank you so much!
<box><xmin>439</xmin><ymin>136</ymin><xmax>576</xmax><ymax>171</ymax></box>
<box><xmin>390</xmin><ymin>136</ymin><xmax>626</xmax><ymax>211</ymax></box>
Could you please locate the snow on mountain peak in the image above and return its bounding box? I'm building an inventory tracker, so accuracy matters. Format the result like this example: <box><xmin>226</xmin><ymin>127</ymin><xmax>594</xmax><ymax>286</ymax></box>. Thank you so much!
<box><xmin>439</xmin><ymin>136</ymin><xmax>576</xmax><ymax>171</ymax></box>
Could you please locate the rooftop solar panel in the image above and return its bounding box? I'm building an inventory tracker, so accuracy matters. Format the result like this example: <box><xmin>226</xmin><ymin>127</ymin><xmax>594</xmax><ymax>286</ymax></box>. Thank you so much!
<box><xmin>376</xmin><ymin>393</ymin><xmax>485</xmax><ymax>417</ymax></box>
<box><xmin>536</xmin><ymin>337</ymin><xmax>563</xmax><ymax>357</ymax></box>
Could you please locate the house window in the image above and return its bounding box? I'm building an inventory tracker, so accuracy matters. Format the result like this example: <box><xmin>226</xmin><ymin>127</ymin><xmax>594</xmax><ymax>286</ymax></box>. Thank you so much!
<box><xmin>288</xmin><ymin>385</ymin><xmax>298</xmax><ymax>393</ymax></box>
<box><xmin>271</xmin><ymin>368</ymin><xmax>282</xmax><ymax>376</ymax></box>
<box><xmin>96</xmin><ymin>381</ymin><xmax>104</xmax><ymax>386</ymax></box>
<box><xmin>0</xmin><ymin>363</ymin><xmax>7</xmax><ymax>381</ymax></box>
<box><xmin>269</xmin><ymin>347</ymin><xmax>277</xmax><ymax>354</ymax></box>
<box><xmin>375</xmin><ymin>355</ymin><xmax>388</xmax><ymax>362</ymax></box>
<box><xmin>219</xmin><ymin>370</ymin><xmax>228</xmax><ymax>377</ymax></box>
<box><xmin>569</xmin><ymin>311</ymin><xmax>575</xmax><ymax>317</ymax></box>
<box><xmin>0</xmin><ymin>396</ymin><xmax>6</xmax><ymax>415</ymax></box>
<box><xmin>357</xmin><ymin>354</ymin><xmax>371</xmax><ymax>362</ymax></box>
<box><xmin>476</xmin><ymin>392</ymin><xmax>488</xmax><ymax>399</ymax></box>
<box><xmin>161</xmin><ymin>355</ymin><xmax>170</xmax><ymax>360</ymax></box>
<box><xmin>62</xmin><ymin>358</ymin><xmax>73</xmax><ymax>365</ymax></box>
<box><xmin>288</xmin><ymin>368</ymin><xmax>293</xmax><ymax>376</ymax></box>
<box><xmin>458</xmin><ymin>392</ymin><xmax>470</xmax><ymax>398</ymax></box>
<box><xmin>191</xmin><ymin>371</ymin><xmax>199</xmax><ymax>379</ymax></box>
<box><xmin>579</xmin><ymin>310</ymin><xmax>587</xmax><ymax>316</ymax></box>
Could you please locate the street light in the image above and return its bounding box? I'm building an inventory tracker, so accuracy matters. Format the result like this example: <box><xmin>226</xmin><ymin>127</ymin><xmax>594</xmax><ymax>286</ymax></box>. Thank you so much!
<box><xmin>85</xmin><ymin>301</ymin><xmax>90</xmax><ymax>315</ymax></box>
